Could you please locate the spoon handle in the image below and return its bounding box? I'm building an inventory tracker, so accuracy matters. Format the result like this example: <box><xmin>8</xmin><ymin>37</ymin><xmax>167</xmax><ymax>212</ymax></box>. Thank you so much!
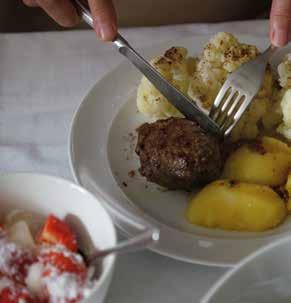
<box><xmin>89</xmin><ymin>228</ymin><xmax>160</xmax><ymax>262</ymax></box>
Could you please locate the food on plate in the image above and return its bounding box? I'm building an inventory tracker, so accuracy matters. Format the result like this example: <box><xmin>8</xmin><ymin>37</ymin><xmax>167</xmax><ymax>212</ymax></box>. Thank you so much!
<box><xmin>260</xmin><ymin>136</ymin><xmax>291</xmax><ymax>155</ymax></box>
<box><xmin>133</xmin><ymin>31</ymin><xmax>291</xmax><ymax>232</ymax></box>
<box><xmin>278</xmin><ymin>54</ymin><xmax>291</xmax><ymax>89</ymax></box>
<box><xmin>187</xmin><ymin>136</ymin><xmax>291</xmax><ymax>231</ymax></box>
<box><xmin>278</xmin><ymin>89</ymin><xmax>291</xmax><ymax>140</ymax></box>
<box><xmin>276</xmin><ymin>54</ymin><xmax>291</xmax><ymax>140</ymax></box>
<box><xmin>0</xmin><ymin>211</ymin><xmax>95</xmax><ymax>303</ymax></box>
<box><xmin>223</xmin><ymin>137</ymin><xmax>291</xmax><ymax>186</ymax></box>
<box><xmin>135</xmin><ymin>117</ymin><xmax>222</xmax><ymax>190</ymax></box>
<box><xmin>285</xmin><ymin>173</ymin><xmax>291</xmax><ymax>213</ymax></box>
<box><xmin>186</xmin><ymin>180</ymin><xmax>287</xmax><ymax>231</ymax></box>
<box><xmin>136</xmin><ymin>32</ymin><xmax>282</xmax><ymax>141</ymax></box>
<box><xmin>136</xmin><ymin>47</ymin><xmax>196</xmax><ymax>118</ymax></box>
<box><xmin>188</xmin><ymin>31</ymin><xmax>258</xmax><ymax>109</ymax></box>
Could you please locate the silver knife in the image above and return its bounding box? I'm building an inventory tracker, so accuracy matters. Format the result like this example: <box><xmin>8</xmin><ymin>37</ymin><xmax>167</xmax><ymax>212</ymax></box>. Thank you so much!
<box><xmin>74</xmin><ymin>0</ymin><xmax>221</xmax><ymax>136</ymax></box>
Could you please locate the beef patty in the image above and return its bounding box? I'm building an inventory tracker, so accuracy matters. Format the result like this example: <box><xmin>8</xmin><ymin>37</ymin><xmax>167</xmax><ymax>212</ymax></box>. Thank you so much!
<box><xmin>136</xmin><ymin>118</ymin><xmax>222</xmax><ymax>190</ymax></box>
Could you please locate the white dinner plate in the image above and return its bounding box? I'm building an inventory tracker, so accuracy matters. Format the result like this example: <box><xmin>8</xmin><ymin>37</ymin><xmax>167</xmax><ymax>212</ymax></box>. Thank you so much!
<box><xmin>69</xmin><ymin>34</ymin><xmax>291</xmax><ymax>267</ymax></box>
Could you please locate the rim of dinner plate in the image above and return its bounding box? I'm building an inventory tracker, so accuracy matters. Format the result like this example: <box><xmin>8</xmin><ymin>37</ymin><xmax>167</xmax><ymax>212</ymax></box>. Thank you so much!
<box><xmin>199</xmin><ymin>235</ymin><xmax>291</xmax><ymax>303</ymax></box>
<box><xmin>0</xmin><ymin>172</ymin><xmax>117</xmax><ymax>300</ymax></box>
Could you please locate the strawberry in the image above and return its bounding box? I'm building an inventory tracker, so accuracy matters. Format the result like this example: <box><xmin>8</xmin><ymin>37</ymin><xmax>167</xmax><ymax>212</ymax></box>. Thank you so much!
<box><xmin>37</xmin><ymin>215</ymin><xmax>77</xmax><ymax>252</ymax></box>
<box><xmin>39</xmin><ymin>248</ymin><xmax>87</xmax><ymax>279</ymax></box>
<box><xmin>0</xmin><ymin>278</ymin><xmax>36</xmax><ymax>303</ymax></box>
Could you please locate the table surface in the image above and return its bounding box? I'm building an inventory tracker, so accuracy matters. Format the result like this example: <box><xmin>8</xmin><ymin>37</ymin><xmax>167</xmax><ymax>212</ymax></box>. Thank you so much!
<box><xmin>0</xmin><ymin>20</ymin><xmax>270</xmax><ymax>303</ymax></box>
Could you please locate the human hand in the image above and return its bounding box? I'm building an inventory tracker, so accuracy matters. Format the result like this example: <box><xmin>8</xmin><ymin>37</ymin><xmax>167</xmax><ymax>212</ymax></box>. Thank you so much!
<box><xmin>23</xmin><ymin>0</ymin><xmax>117</xmax><ymax>41</ymax></box>
<box><xmin>270</xmin><ymin>0</ymin><xmax>291</xmax><ymax>46</ymax></box>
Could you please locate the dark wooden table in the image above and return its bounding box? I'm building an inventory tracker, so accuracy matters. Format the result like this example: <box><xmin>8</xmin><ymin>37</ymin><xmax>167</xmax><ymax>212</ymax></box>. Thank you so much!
<box><xmin>1</xmin><ymin>0</ymin><xmax>270</xmax><ymax>33</ymax></box>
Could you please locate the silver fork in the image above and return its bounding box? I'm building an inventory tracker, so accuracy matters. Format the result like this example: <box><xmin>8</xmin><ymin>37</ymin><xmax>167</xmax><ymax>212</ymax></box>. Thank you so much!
<box><xmin>209</xmin><ymin>45</ymin><xmax>277</xmax><ymax>136</ymax></box>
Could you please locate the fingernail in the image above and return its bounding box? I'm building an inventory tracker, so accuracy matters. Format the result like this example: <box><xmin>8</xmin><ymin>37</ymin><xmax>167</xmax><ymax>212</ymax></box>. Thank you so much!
<box><xmin>93</xmin><ymin>18</ymin><xmax>115</xmax><ymax>41</ymax></box>
<box><xmin>273</xmin><ymin>28</ymin><xmax>288</xmax><ymax>46</ymax></box>
<box><xmin>272</xmin><ymin>20</ymin><xmax>288</xmax><ymax>47</ymax></box>
<box><xmin>93</xmin><ymin>20</ymin><xmax>101</xmax><ymax>39</ymax></box>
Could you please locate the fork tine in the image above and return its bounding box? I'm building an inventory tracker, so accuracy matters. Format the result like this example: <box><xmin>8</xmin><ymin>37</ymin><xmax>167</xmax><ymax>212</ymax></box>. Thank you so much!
<box><xmin>217</xmin><ymin>92</ymin><xmax>240</xmax><ymax>127</ymax></box>
<box><xmin>215</xmin><ymin>90</ymin><xmax>238</xmax><ymax>125</ymax></box>
<box><xmin>219</xmin><ymin>93</ymin><xmax>244</xmax><ymax>131</ymax></box>
<box><xmin>209</xmin><ymin>84</ymin><xmax>231</xmax><ymax>119</ymax></box>
<box><xmin>223</xmin><ymin>95</ymin><xmax>252</xmax><ymax>136</ymax></box>
<box><xmin>224</xmin><ymin>122</ymin><xmax>236</xmax><ymax>137</ymax></box>
<box><xmin>233</xmin><ymin>95</ymin><xmax>253</xmax><ymax>121</ymax></box>
<box><xmin>226</xmin><ymin>94</ymin><xmax>245</xmax><ymax>118</ymax></box>
<box><xmin>224</xmin><ymin>116</ymin><xmax>243</xmax><ymax>136</ymax></box>
<box><xmin>220</xmin><ymin>116</ymin><xmax>234</xmax><ymax>135</ymax></box>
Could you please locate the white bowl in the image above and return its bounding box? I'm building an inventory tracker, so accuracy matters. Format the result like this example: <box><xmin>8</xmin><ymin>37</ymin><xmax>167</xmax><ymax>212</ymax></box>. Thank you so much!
<box><xmin>200</xmin><ymin>235</ymin><xmax>291</xmax><ymax>303</ymax></box>
<box><xmin>0</xmin><ymin>173</ymin><xmax>116</xmax><ymax>303</ymax></box>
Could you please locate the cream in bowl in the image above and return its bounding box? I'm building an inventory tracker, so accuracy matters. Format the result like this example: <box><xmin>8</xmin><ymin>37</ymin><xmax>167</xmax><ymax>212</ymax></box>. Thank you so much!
<box><xmin>0</xmin><ymin>173</ymin><xmax>116</xmax><ymax>303</ymax></box>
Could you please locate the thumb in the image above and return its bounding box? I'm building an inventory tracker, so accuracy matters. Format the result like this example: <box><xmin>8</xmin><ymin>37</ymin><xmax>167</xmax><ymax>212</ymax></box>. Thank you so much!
<box><xmin>270</xmin><ymin>0</ymin><xmax>291</xmax><ymax>46</ymax></box>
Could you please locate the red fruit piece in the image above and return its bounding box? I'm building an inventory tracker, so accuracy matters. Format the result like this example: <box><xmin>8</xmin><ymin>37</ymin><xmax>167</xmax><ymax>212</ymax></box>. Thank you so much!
<box><xmin>38</xmin><ymin>215</ymin><xmax>77</xmax><ymax>252</ymax></box>
<box><xmin>40</xmin><ymin>248</ymin><xmax>87</xmax><ymax>279</ymax></box>
<box><xmin>0</xmin><ymin>278</ymin><xmax>36</xmax><ymax>303</ymax></box>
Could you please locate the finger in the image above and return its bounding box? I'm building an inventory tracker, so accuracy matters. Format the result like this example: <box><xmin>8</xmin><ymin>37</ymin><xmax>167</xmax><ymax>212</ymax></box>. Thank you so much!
<box><xmin>88</xmin><ymin>0</ymin><xmax>117</xmax><ymax>41</ymax></box>
<box><xmin>270</xmin><ymin>0</ymin><xmax>291</xmax><ymax>46</ymax></box>
<box><xmin>36</xmin><ymin>0</ymin><xmax>80</xmax><ymax>27</ymax></box>
<box><xmin>23</xmin><ymin>0</ymin><xmax>38</xmax><ymax>7</ymax></box>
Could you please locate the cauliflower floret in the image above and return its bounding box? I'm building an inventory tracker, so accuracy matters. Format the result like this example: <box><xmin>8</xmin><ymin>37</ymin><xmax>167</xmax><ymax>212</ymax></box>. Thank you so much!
<box><xmin>136</xmin><ymin>47</ymin><xmax>196</xmax><ymax>118</ymax></box>
<box><xmin>275</xmin><ymin>55</ymin><xmax>291</xmax><ymax>140</ymax></box>
<box><xmin>231</xmin><ymin>68</ymin><xmax>282</xmax><ymax>141</ymax></box>
<box><xmin>278</xmin><ymin>54</ymin><xmax>291</xmax><ymax>88</ymax></box>
<box><xmin>278</xmin><ymin>89</ymin><xmax>291</xmax><ymax>140</ymax></box>
<box><xmin>188</xmin><ymin>32</ymin><xmax>278</xmax><ymax>141</ymax></box>
<box><xmin>203</xmin><ymin>32</ymin><xmax>258</xmax><ymax>72</ymax></box>
<box><xmin>188</xmin><ymin>59</ymin><xmax>227</xmax><ymax>109</ymax></box>
<box><xmin>189</xmin><ymin>32</ymin><xmax>259</xmax><ymax>112</ymax></box>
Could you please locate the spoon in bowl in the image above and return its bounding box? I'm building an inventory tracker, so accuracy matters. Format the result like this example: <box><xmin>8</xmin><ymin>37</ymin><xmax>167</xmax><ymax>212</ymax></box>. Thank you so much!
<box><xmin>87</xmin><ymin>228</ymin><xmax>159</xmax><ymax>280</ymax></box>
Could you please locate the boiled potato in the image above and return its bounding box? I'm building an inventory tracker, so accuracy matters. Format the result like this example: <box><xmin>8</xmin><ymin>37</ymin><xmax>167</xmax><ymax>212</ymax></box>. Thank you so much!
<box><xmin>186</xmin><ymin>180</ymin><xmax>287</xmax><ymax>231</ymax></box>
<box><xmin>261</xmin><ymin>136</ymin><xmax>291</xmax><ymax>155</ymax></box>
<box><xmin>285</xmin><ymin>174</ymin><xmax>291</xmax><ymax>212</ymax></box>
<box><xmin>223</xmin><ymin>141</ymin><xmax>290</xmax><ymax>186</ymax></box>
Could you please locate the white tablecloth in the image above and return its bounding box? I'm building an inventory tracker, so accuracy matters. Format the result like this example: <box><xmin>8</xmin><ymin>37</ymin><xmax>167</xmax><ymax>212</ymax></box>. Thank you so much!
<box><xmin>0</xmin><ymin>20</ymin><xmax>270</xmax><ymax>302</ymax></box>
